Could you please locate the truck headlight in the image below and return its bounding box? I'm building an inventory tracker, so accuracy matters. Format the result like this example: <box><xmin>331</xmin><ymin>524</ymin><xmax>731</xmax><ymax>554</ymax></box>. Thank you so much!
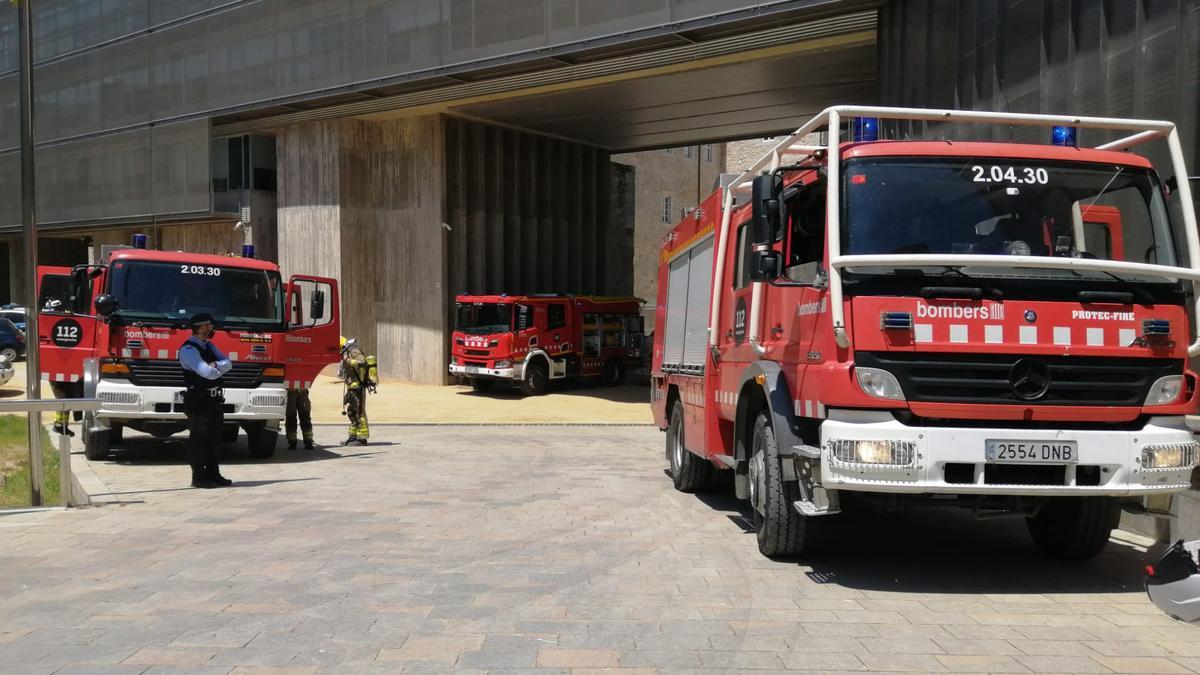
<box><xmin>829</xmin><ymin>439</ymin><xmax>916</xmax><ymax>466</ymax></box>
<box><xmin>855</xmin><ymin>367</ymin><xmax>905</xmax><ymax>400</ymax></box>
<box><xmin>1141</xmin><ymin>442</ymin><xmax>1199</xmax><ymax>470</ymax></box>
<box><xmin>1145</xmin><ymin>376</ymin><xmax>1184</xmax><ymax>406</ymax></box>
<box><xmin>494</xmin><ymin>360</ymin><xmax>512</xmax><ymax>369</ymax></box>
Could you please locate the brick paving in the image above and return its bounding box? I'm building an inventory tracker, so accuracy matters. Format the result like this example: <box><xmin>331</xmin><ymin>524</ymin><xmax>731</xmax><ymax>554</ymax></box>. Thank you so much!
<box><xmin>0</xmin><ymin>425</ymin><xmax>1198</xmax><ymax>674</ymax></box>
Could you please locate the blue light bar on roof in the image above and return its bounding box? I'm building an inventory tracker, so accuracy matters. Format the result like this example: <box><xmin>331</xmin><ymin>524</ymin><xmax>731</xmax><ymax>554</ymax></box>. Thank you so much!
<box><xmin>851</xmin><ymin>117</ymin><xmax>880</xmax><ymax>142</ymax></box>
<box><xmin>1051</xmin><ymin>125</ymin><xmax>1078</xmax><ymax>147</ymax></box>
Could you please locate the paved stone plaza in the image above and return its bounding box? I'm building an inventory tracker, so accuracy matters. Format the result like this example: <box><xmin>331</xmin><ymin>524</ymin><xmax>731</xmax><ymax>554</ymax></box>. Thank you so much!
<box><xmin>2</xmin><ymin>425</ymin><xmax>1200</xmax><ymax>674</ymax></box>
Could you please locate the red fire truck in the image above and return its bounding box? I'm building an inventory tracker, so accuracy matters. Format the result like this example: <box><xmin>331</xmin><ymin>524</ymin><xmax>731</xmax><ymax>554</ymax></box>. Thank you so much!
<box><xmin>653</xmin><ymin>106</ymin><xmax>1200</xmax><ymax>560</ymax></box>
<box><xmin>38</xmin><ymin>237</ymin><xmax>340</xmax><ymax>460</ymax></box>
<box><xmin>450</xmin><ymin>294</ymin><xmax>643</xmax><ymax>395</ymax></box>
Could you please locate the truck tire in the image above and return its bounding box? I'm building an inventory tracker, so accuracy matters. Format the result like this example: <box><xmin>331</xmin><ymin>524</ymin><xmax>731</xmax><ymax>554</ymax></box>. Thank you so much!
<box><xmin>471</xmin><ymin>379</ymin><xmax>494</xmax><ymax>393</ymax></box>
<box><xmin>520</xmin><ymin>360</ymin><xmax>548</xmax><ymax>396</ymax></box>
<box><xmin>244</xmin><ymin>421</ymin><xmax>277</xmax><ymax>459</ymax></box>
<box><xmin>1027</xmin><ymin>496</ymin><xmax>1120</xmax><ymax>560</ymax></box>
<box><xmin>749</xmin><ymin>411</ymin><xmax>807</xmax><ymax>558</ymax></box>
<box><xmin>667</xmin><ymin>402</ymin><xmax>712</xmax><ymax>492</ymax></box>
<box><xmin>602</xmin><ymin>359</ymin><xmax>625</xmax><ymax>386</ymax></box>
<box><xmin>82</xmin><ymin>414</ymin><xmax>111</xmax><ymax>461</ymax></box>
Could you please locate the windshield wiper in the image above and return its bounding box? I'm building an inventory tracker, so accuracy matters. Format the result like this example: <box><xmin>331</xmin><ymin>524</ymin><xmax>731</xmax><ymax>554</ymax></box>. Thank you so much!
<box><xmin>1088</xmin><ymin>271</ymin><xmax>1155</xmax><ymax>305</ymax></box>
<box><xmin>927</xmin><ymin>267</ymin><xmax>1004</xmax><ymax>300</ymax></box>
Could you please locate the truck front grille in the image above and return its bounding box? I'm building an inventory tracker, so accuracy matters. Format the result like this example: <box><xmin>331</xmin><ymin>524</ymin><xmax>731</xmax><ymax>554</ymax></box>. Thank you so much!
<box><xmin>126</xmin><ymin>361</ymin><xmax>264</xmax><ymax>389</ymax></box>
<box><xmin>856</xmin><ymin>352</ymin><xmax>1179</xmax><ymax>407</ymax></box>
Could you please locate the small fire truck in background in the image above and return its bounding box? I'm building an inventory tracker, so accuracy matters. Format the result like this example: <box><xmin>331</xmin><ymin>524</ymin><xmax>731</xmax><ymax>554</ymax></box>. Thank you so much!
<box><xmin>38</xmin><ymin>236</ymin><xmax>340</xmax><ymax>460</ymax></box>
<box><xmin>450</xmin><ymin>294</ymin><xmax>643</xmax><ymax>395</ymax></box>
<box><xmin>653</xmin><ymin>105</ymin><xmax>1200</xmax><ymax>560</ymax></box>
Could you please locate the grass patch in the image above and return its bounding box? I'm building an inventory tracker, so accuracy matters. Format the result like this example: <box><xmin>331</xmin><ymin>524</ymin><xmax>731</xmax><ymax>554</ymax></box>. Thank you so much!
<box><xmin>0</xmin><ymin>414</ymin><xmax>59</xmax><ymax>508</ymax></box>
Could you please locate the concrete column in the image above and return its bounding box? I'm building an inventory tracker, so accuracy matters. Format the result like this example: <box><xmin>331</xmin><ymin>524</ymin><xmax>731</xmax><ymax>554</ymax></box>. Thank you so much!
<box><xmin>277</xmin><ymin>116</ymin><xmax>448</xmax><ymax>385</ymax></box>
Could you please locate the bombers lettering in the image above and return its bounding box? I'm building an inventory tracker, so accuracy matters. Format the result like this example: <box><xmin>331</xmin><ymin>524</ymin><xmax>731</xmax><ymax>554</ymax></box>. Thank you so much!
<box><xmin>285</xmin><ymin>335</ymin><xmax>312</xmax><ymax>344</ymax></box>
<box><xmin>124</xmin><ymin>330</ymin><xmax>170</xmax><ymax>340</ymax></box>
<box><xmin>916</xmin><ymin>302</ymin><xmax>1004</xmax><ymax>321</ymax></box>
<box><xmin>1072</xmin><ymin>310</ymin><xmax>1135</xmax><ymax>321</ymax></box>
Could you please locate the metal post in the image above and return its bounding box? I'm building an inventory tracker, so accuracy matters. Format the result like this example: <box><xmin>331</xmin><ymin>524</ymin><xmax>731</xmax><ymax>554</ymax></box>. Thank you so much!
<box><xmin>16</xmin><ymin>0</ymin><xmax>44</xmax><ymax>506</ymax></box>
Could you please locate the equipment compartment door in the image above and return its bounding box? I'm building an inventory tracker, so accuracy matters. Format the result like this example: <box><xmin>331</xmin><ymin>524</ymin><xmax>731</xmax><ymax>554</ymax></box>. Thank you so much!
<box><xmin>284</xmin><ymin>275</ymin><xmax>341</xmax><ymax>388</ymax></box>
<box><xmin>36</xmin><ymin>266</ymin><xmax>97</xmax><ymax>385</ymax></box>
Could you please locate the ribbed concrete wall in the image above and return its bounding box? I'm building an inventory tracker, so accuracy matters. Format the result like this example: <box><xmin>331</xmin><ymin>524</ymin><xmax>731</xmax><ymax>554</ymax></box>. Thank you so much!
<box><xmin>277</xmin><ymin>116</ymin><xmax>447</xmax><ymax>385</ymax></box>
<box><xmin>444</xmin><ymin>117</ymin><xmax>624</xmax><ymax>297</ymax></box>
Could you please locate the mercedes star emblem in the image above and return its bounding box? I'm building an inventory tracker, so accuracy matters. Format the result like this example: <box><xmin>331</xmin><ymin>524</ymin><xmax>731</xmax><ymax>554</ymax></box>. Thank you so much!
<box><xmin>1008</xmin><ymin>358</ymin><xmax>1051</xmax><ymax>400</ymax></box>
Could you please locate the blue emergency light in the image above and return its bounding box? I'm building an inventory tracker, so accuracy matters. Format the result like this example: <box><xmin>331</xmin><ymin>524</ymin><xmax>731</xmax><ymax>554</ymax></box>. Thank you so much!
<box><xmin>241</xmin><ymin>244</ymin><xmax>255</xmax><ymax>259</ymax></box>
<box><xmin>851</xmin><ymin>117</ymin><xmax>880</xmax><ymax>142</ymax></box>
<box><xmin>132</xmin><ymin>233</ymin><xmax>148</xmax><ymax>249</ymax></box>
<box><xmin>1051</xmin><ymin>125</ymin><xmax>1077</xmax><ymax>147</ymax></box>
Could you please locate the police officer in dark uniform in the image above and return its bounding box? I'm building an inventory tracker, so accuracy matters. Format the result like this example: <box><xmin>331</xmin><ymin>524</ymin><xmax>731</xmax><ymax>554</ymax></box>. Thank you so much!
<box><xmin>179</xmin><ymin>313</ymin><xmax>233</xmax><ymax>488</ymax></box>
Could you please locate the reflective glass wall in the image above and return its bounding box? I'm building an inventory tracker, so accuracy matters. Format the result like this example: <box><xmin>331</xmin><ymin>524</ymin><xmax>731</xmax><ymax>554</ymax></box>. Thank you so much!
<box><xmin>0</xmin><ymin>0</ymin><xmax>805</xmax><ymax>230</ymax></box>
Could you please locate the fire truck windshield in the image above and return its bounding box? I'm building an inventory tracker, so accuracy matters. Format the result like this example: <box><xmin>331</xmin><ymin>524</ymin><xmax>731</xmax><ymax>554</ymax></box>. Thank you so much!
<box><xmin>107</xmin><ymin>260</ymin><xmax>284</xmax><ymax>329</ymax></box>
<box><xmin>456</xmin><ymin>303</ymin><xmax>511</xmax><ymax>334</ymax></box>
<box><xmin>842</xmin><ymin>157</ymin><xmax>1178</xmax><ymax>282</ymax></box>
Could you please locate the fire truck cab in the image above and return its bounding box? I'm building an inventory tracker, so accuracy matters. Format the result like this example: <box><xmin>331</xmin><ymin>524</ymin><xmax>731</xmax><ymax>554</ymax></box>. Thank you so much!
<box><xmin>450</xmin><ymin>294</ymin><xmax>643</xmax><ymax>395</ymax></box>
<box><xmin>38</xmin><ymin>238</ymin><xmax>340</xmax><ymax>460</ymax></box>
<box><xmin>653</xmin><ymin>106</ymin><xmax>1200</xmax><ymax>560</ymax></box>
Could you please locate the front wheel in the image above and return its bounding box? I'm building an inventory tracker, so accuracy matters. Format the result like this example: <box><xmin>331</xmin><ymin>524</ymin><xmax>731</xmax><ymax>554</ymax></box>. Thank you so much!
<box><xmin>667</xmin><ymin>402</ymin><xmax>712</xmax><ymax>492</ymax></box>
<box><xmin>520</xmin><ymin>360</ymin><xmax>548</xmax><ymax>396</ymax></box>
<box><xmin>749</xmin><ymin>411</ymin><xmax>807</xmax><ymax>558</ymax></box>
<box><xmin>1027</xmin><ymin>496</ymin><xmax>1120</xmax><ymax>560</ymax></box>
<box><xmin>82</xmin><ymin>413</ymin><xmax>111</xmax><ymax>461</ymax></box>
<box><xmin>244</xmin><ymin>421</ymin><xmax>278</xmax><ymax>459</ymax></box>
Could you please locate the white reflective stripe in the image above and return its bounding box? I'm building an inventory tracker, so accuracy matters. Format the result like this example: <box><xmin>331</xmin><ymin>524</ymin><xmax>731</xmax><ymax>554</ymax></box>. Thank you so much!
<box><xmin>1086</xmin><ymin>327</ymin><xmax>1104</xmax><ymax>346</ymax></box>
<box><xmin>949</xmin><ymin>324</ymin><xmax>968</xmax><ymax>343</ymax></box>
<box><xmin>816</xmin><ymin>402</ymin><xmax>826</xmax><ymax>418</ymax></box>
<box><xmin>794</xmin><ymin>400</ymin><xmax>802</xmax><ymax>416</ymax></box>
<box><xmin>1119</xmin><ymin>328</ymin><xmax>1137</xmax><ymax>346</ymax></box>
<box><xmin>804</xmin><ymin>400</ymin><xmax>814</xmax><ymax>418</ymax></box>
<box><xmin>229</xmin><ymin>352</ymin><xmax>239</xmax><ymax>361</ymax></box>
<box><xmin>40</xmin><ymin>372</ymin><xmax>49</xmax><ymax>380</ymax></box>
<box><xmin>984</xmin><ymin>325</ymin><xmax>1003</xmax><ymax>344</ymax></box>
<box><xmin>55</xmin><ymin>373</ymin><xmax>65</xmax><ymax>382</ymax></box>
<box><xmin>914</xmin><ymin>324</ymin><xmax>933</xmax><ymax>343</ymax></box>
<box><xmin>121</xmin><ymin>349</ymin><xmax>132</xmax><ymax>358</ymax></box>
<box><xmin>1019</xmin><ymin>326</ymin><xmax>1038</xmax><ymax>344</ymax></box>
<box><xmin>70</xmin><ymin>374</ymin><xmax>80</xmax><ymax>383</ymax></box>
<box><xmin>139</xmin><ymin>349</ymin><xmax>150</xmax><ymax>358</ymax></box>
<box><xmin>1053</xmin><ymin>326</ymin><xmax>1071</xmax><ymax>346</ymax></box>
<box><xmin>157</xmin><ymin>349</ymin><xmax>168</xmax><ymax>359</ymax></box>
<box><xmin>304</xmin><ymin>381</ymin><xmax>312</xmax><ymax>389</ymax></box>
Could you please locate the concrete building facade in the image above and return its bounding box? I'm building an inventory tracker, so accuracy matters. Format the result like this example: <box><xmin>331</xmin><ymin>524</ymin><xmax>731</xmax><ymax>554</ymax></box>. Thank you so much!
<box><xmin>612</xmin><ymin>144</ymin><xmax>726</xmax><ymax>332</ymax></box>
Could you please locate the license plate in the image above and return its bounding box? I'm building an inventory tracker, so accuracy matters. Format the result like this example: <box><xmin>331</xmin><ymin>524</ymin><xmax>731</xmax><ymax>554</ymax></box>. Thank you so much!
<box><xmin>465</xmin><ymin>366</ymin><xmax>481</xmax><ymax>375</ymax></box>
<box><xmin>985</xmin><ymin>439</ymin><xmax>1078</xmax><ymax>463</ymax></box>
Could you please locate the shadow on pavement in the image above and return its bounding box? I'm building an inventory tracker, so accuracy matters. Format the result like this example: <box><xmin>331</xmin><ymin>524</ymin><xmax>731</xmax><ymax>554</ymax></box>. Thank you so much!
<box><xmin>89</xmin><ymin>477</ymin><xmax>318</xmax><ymax>497</ymax></box>
<box><xmin>686</xmin><ymin>484</ymin><xmax>1153</xmax><ymax>596</ymax></box>
<box><xmin>453</xmin><ymin>380</ymin><xmax>649</xmax><ymax>404</ymax></box>
<box><xmin>91</xmin><ymin>435</ymin><xmax>387</xmax><ymax>467</ymax></box>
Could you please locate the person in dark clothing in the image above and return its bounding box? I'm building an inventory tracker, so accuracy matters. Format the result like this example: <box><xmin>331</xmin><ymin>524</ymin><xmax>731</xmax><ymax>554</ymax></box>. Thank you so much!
<box><xmin>285</xmin><ymin>386</ymin><xmax>314</xmax><ymax>450</ymax></box>
<box><xmin>179</xmin><ymin>313</ymin><xmax>233</xmax><ymax>488</ymax></box>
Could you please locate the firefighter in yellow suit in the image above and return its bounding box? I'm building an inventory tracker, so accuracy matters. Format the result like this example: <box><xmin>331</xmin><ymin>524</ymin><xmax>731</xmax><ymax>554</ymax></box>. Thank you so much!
<box><xmin>339</xmin><ymin>337</ymin><xmax>377</xmax><ymax>446</ymax></box>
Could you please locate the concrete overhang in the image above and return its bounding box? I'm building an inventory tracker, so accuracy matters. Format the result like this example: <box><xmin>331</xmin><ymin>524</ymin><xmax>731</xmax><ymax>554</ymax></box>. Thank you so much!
<box><xmin>214</xmin><ymin>6</ymin><xmax>878</xmax><ymax>150</ymax></box>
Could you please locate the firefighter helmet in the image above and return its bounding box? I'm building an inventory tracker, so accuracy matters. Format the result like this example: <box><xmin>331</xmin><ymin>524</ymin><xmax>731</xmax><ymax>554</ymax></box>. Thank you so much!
<box><xmin>1145</xmin><ymin>540</ymin><xmax>1200</xmax><ymax>622</ymax></box>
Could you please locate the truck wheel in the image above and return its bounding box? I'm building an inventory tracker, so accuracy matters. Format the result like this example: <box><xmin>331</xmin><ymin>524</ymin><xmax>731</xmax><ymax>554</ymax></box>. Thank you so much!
<box><xmin>602</xmin><ymin>359</ymin><xmax>625</xmax><ymax>386</ymax></box>
<box><xmin>520</xmin><ymin>360</ymin><xmax>548</xmax><ymax>396</ymax></box>
<box><xmin>82</xmin><ymin>414</ymin><xmax>111</xmax><ymax>461</ymax></box>
<box><xmin>749</xmin><ymin>411</ymin><xmax>807</xmax><ymax>558</ymax></box>
<box><xmin>221</xmin><ymin>425</ymin><xmax>239</xmax><ymax>443</ymax></box>
<box><xmin>1027</xmin><ymin>496</ymin><xmax>1120</xmax><ymax>560</ymax></box>
<box><xmin>471</xmin><ymin>379</ymin><xmax>494</xmax><ymax>393</ymax></box>
<box><xmin>244</xmin><ymin>421</ymin><xmax>278</xmax><ymax>459</ymax></box>
<box><xmin>0</xmin><ymin>346</ymin><xmax>17</xmax><ymax>362</ymax></box>
<box><xmin>109</xmin><ymin>423</ymin><xmax>123</xmax><ymax>445</ymax></box>
<box><xmin>667</xmin><ymin>402</ymin><xmax>712</xmax><ymax>492</ymax></box>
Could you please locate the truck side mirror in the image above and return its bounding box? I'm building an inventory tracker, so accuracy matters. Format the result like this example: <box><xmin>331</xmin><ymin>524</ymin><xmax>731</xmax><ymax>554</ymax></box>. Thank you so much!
<box><xmin>748</xmin><ymin>250</ymin><xmax>783</xmax><ymax>282</ymax></box>
<box><xmin>310</xmin><ymin>289</ymin><xmax>325</xmax><ymax>321</ymax></box>
<box><xmin>94</xmin><ymin>294</ymin><xmax>119</xmax><ymax>317</ymax></box>
<box><xmin>751</xmin><ymin>173</ymin><xmax>784</xmax><ymax>246</ymax></box>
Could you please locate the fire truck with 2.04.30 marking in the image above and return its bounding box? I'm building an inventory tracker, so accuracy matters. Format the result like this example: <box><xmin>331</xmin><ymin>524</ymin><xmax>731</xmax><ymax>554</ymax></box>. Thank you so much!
<box><xmin>38</xmin><ymin>236</ymin><xmax>340</xmax><ymax>461</ymax></box>
<box><xmin>653</xmin><ymin>105</ymin><xmax>1200</xmax><ymax>560</ymax></box>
